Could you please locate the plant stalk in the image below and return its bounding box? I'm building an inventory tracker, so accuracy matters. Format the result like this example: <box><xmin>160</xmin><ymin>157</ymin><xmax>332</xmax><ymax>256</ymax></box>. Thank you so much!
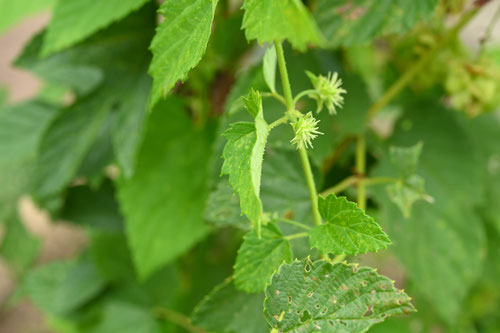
<box><xmin>355</xmin><ymin>135</ymin><xmax>367</xmax><ymax>210</ymax></box>
<box><xmin>155</xmin><ymin>308</ymin><xmax>206</xmax><ymax>333</ymax></box>
<box><xmin>275</xmin><ymin>40</ymin><xmax>322</xmax><ymax>227</ymax></box>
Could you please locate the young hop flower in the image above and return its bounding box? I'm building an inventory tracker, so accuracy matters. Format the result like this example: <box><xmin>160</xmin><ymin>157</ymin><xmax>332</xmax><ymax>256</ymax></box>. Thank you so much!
<box><xmin>290</xmin><ymin>112</ymin><xmax>323</xmax><ymax>150</ymax></box>
<box><xmin>306</xmin><ymin>71</ymin><xmax>347</xmax><ymax>115</ymax></box>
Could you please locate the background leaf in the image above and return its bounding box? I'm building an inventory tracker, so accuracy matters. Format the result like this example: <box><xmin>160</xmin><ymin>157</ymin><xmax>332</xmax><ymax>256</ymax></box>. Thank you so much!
<box><xmin>192</xmin><ymin>279</ymin><xmax>269</xmax><ymax>333</ymax></box>
<box><xmin>242</xmin><ymin>0</ymin><xmax>323</xmax><ymax>51</ymax></box>
<box><xmin>117</xmin><ymin>98</ymin><xmax>212</xmax><ymax>279</ymax></box>
<box><xmin>42</xmin><ymin>0</ymin><xmax>149</xmax><ymax>55</ymax></box>
<box><xmin>148</xmin><ymin>0</ymin><xmax>218</xmax><ymax>106</ymax></box>
<box><xmin>315</xmin><ymin>0</ymin><xmax>439</xmax><ymax>48</ymax></box>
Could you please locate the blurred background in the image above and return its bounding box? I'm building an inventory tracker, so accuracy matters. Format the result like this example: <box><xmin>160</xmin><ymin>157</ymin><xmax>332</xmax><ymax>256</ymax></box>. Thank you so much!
<box><xmin>1</xmin><ymin>1</ymin><xmax>500</xmax><ymax>332</ymax></box>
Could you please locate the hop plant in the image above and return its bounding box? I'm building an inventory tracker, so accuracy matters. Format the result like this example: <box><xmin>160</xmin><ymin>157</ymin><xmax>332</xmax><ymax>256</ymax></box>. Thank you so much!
<box><xmin>290</xmin><ymin>112</ymin><xmax>323</xmax><ymax>149</ymax></box>
<box><xmin>306</xmin><ymin>71</ymin><xmax>347</xmax><ymax>115</ymax></box>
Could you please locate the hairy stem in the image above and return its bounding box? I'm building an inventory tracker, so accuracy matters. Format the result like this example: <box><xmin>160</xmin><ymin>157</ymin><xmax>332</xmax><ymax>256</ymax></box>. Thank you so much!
<box><xmin>275</xmin><ymin>42</ymin><xmax>295</xmax><ymax>111</ymax></box>
<box><xmin>155</xmin><ymin>308</ymin><xmax>206</xmax><ymax>333</ymax></box>
<box><xmin>321</xmin><ymin>176</ymin><xmax>358</xmax><ymax>197</ymax></box>
<box><xmin>299</xmin><ymin>147</ymin><xmax>323</xmax><ymax>226</ymax></box>
<box><xmin>275</xmin><ymin>40</ymin><xmax>322</xmax><ymax>227</ymax></box>
<box><xmin>269</xmin><ymin>114</ymin><xmax>289</xmax><ymax>129</ymax></box>
<box><xmin>277</xmin><ymin>218</ymin><xmax>312</xmax><ymax>230</ymax></box>
<box><xmin>367</xmin><ymin>7</ymin><xmax>479</xmax><ymax>120</ymax></box>
<box><xmin>355</xmin><ymin>135</ymin><xmax>367</xmax><ymax>210</ymax></box>
<box><xmin>262</xmin><ymin>92</ymin><xmax>287</xmax><ymax>106</ymax></box>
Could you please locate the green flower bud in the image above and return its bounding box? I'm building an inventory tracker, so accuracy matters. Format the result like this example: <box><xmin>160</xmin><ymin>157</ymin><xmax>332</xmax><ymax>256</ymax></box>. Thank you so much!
<box><xmin>306</xmin><ymin>71</ymin><xmax>347</xmax><ymax>115</ymax></box>
<box><xmin>290</xmin><ymin>112</ymin><xmax>323</xmax><ymax>150</ymax></box>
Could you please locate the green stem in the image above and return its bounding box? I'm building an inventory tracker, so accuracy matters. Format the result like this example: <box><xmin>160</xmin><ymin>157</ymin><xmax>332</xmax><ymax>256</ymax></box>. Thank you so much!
<box><xmin>355</xmin><ymin>135</ymin><xmax>366</xmax><ymax>210</ymax></box>
<box><xmin>321</xmin><ymin>176</ymin><xmax>400</xmax><ymax>197</ymax></box>
<box><xmin>277</xmin><ymin>218</ymin><xmax>312</xmax><ymax>230</ymax></box>
<box><xmin>269</xmin><ymin>115</ymin><xmax>289</xmax><ymax>129</ymax></box>
<box><xmin>275</xmin><ymin>42</ymin><xmax>294</xmax><ymax>111</ymax></box>
<box><xmin>284</xmin><ymin>232</ymin><xmax>309</xmax><ymax>241</ymax></box>
<box><xmin>275</xmin><ymin>40</ymin><xmax>322</xmax><ymax>227</ymax></box>
<box><xmin>262</xmin><ymin>92</ymin><xmax>287</xmax><ymax>106</ymax></box>
<box><xmin>293</xmin><ymin>89</ymin><xmax>316</xmax><ymax>105</ymax></box>
<box><xmin>299</xmin><ymin>148</ymin><xmax>322</xmax><ymax>226</ymax></box>
<box><xmin>367</xmin><ymin>7</ymin><xmax>479</xmax><ymax>120</ymax></box>
<box><xmin>154</xmin><ymin>308</ymin><xmax>206</xmax><ymax>333</ymax></box>
<box><xmin>321</xmin><ymin>176</ymin><xmax>357</xmax><ymax>197</ymax></box>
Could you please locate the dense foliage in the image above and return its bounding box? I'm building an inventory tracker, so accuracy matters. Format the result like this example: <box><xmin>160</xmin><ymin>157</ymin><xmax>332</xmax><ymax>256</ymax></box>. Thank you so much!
<box><xmin>1</xmin><ymin>0</ymin><xmax>500</xmax><ymax>332</ymax></box>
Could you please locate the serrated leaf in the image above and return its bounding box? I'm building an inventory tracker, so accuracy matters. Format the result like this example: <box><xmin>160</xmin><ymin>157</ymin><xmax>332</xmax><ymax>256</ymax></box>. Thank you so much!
<box><xmin>93</xmin><ymin>302</ymin><xmax>160</xmax><ymax>333</ymax></box>
<box><xmin>42</xmin><ymin>0</ymin><xmax>149</xmax><ymax>55</ymax></box>
<box><xmin>221</xmin><ymin>91</ymin><xmax>269</xmax><ymax>230</ymax></box>
<box><xmin>148</xmin><ymin>0</ymin><xmax>218</xmax><ymax>106</ymax></box>
<box><xmin>264</xmin><ymin>258</ymin><xmax>415</xmax><ymax>333</ymax></box>
<box><xmin>234</xmin><ymin>223</ymin><xmax>292</xmax><ymax>293</ymax></box>
<box><xmin>243</xmin><ymin>89</ymin><xmax>262</xmax><ymax>118</ymax></box>
<box><xmin>192</xmin><ymin>279</ymin><xmax>269</xmax><ymax>333</ymax></box>
<box><xmin>263</xmin><ymin>45</ymin><xmax>277</xmax><ymax>93</ymax></box>
<box><xmin>309</xmin><ymin>194</ymin><xmax>391</xmax><ymax>255</ymax></box>
<box><xmin>389</xmin><ymin>142</ymin><xmax>423</xmax><ymax>179</ymax></box>
<box><xmin>117</xmin><ymin>98</ymin><xmax>212</xmax><ymax>279</ymax></box>
<box><xmin>242</xmin><ymin>0</ymin><xmax>323</xmax><ymax>51</ymax></box>
<box><xmin>315</xmin><ymin>0</ymin><xmax>439</xmax><ymax>48</ymax></box>
<box><xmin>0</xmin><ymin>0</ymin><xmax>56</xmax><ymax>34</ymax></box>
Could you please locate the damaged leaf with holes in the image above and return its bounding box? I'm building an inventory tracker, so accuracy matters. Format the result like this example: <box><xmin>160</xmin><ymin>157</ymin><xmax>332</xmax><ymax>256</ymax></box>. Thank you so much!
<box><xmin>264</xmin><ymin>258</ymin><xmax>415</xmax><ymax>333</ymax></box>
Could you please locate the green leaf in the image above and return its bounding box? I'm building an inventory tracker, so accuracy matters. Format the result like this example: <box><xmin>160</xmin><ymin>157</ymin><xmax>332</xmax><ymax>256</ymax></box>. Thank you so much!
<box><xmin>17</xmin><ymin>6</ymin><xmax>155</xmax><ymax>206</ymax></box>
<box><xmin>117</xmin><ymin>98</ymin><xmax>212</xmax><ymax>279</ymax></box>
<box><xmin>264</xmin><ymin>258</ymin><xmax>415</xmax><ymax>333</ymax></box>
<box><xmin>42</xmin><ymin>0</ymin><xmax>149</xmax><ymax>55</ymax></box>
<box><xmin>92</xmin><ymin>302</ymin><xmax>160</xmax><ymax>333</ymax></box>
<box><xmin>0</xmin><ymin>217</ymin><xmax>40</xmax><ymax>275</ymax></box>
<box><xmin>204</xmin><ymin>178</ymin><xmax>250</xmax><ymax>230</ymax></box>
<box><xmin>0</xmin><ymin>101</ymin><xmax>58</xmax><ymax>219</ymax></box>
<box><xmin>148</xmin><ymin>0</ymin><xmax>218</xmax><ymax>106</ymax></box>
<box><xmin>31</xmin><ymin>96</ymin><xmax>111</xmax><ymax>207</ymax></box>
<box><xmin>387</xmin><ymin>142</ymin><xmax>430</xmax><ymax>217</ymax></box>
<box><xmin>386</xmin><ymin>175</ymin><xmax>430</xmax><ymax>218</ymax></box>
<box><xmin>221</xmin><ymin>91</ymin><xmax>269</xmax><ymax>230</ymax></box>
<box><xmin>309</xmin><ymin>194</ymin><xmax>391</xmax><ymax>255</ymax></box>
<box><xmin>0</xmin><ymin>0</ymin><xmax>56</xmax><ymax>34</ymax></box>
<box><xmin>192</xmin><ymin>279</ymin><xmax>269</xmax><ymax>333</ymax></box>
<box><xmin>389</xmin><ymin>142</ymin><xmax>423</xmax><ymax>179</ymax></box>
<box><xmin>371</xmin><ymin>100</ymin><xmax>485</xmax><ymax>323</ymax></box>
<box><xmin>60</xmin><ymin>180</ymin><xmax>123</xmax><ymax>231</ymax></box>
<box><xmin>24</xmin><ymin>257</ymin><xmax>106</xmax><ymax>316</ymax></box>
<box><xmin>315</xmin><ymin>0</ymin><xmax>439</xmax><ymax>48</ymax></box>
<box><xmin>234</xmin><ymin>223</ymin><xmax>292</xmax><ymax>293</ymax></box>
<box><xmin>89</xmin><ymin>231</ymin><xmax>135</xmax><ymax>282</ymax></box>
<box><xmin>242</xmin><ymin>0</ymin><xmax>323</xmax><ymax>51</ymax></box>
<box><xmin>263</xmin><ymin>45</ymin><xmax>277</xmax><ymax>93</ymax></box>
